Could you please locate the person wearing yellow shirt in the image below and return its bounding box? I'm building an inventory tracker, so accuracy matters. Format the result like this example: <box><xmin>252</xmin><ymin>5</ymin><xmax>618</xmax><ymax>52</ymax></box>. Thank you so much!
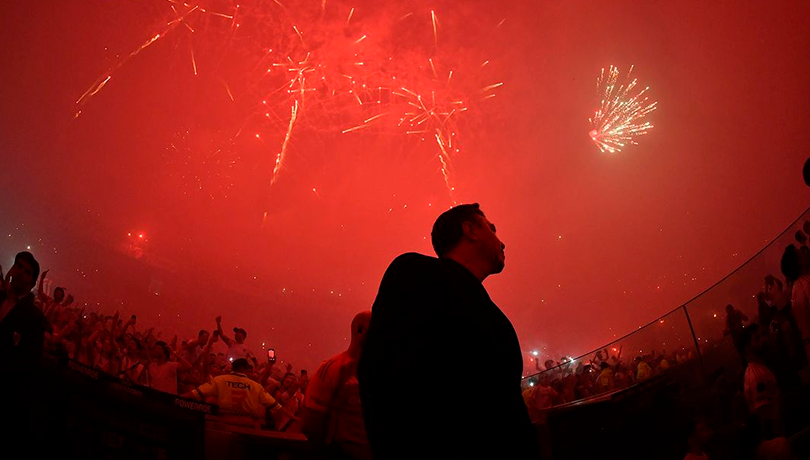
<box><xmin>182</xmin><ymin>358</ymin><xmax>297</xmax><ymax>428</ymax></box>
<box><xmin>636</xmin><ymin>358</ymin><xmax>653</xmax><ymax>381</ymax></box>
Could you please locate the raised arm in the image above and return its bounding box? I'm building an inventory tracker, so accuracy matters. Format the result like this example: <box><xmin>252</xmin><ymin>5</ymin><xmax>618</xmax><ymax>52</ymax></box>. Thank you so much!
<box><xmin>215</xmin><ymin>316</ymin><xmax>232</xmax><ymax>347</ymax></box>
<box><xmin>37</xmin><ymin>269</ymin><xmax>50</xmax><ymax>302</ymax></box>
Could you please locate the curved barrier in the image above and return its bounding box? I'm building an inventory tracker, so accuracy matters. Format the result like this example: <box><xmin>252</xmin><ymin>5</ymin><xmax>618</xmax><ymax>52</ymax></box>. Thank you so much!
<box><xmin>522</xmin><ymin>206</ymin><xmax>810</xmax><ymax>459</ymax></box>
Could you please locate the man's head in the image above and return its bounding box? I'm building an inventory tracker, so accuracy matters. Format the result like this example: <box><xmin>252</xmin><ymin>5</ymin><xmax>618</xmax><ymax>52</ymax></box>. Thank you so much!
<box><xmin>53</xmin><ymin>287</ymin><xmax>65</xmax><ymax>303</ymax></box>
<box><xmin>7</xmin><ymin>251</ymin><xmax>39</xmax><ymax>297</ymax></box>
<box><xmin>431</xmin><ymin>203</ymin><xmax>505</xmax><ymax>279</ymax></box>
<box><xmin>351</xmin><ymin>311</ymin><xmax>372</xmax><ymax>349</ymax></box>
<box><xmin>127</xmin><ymin>337</ymin><xmax>142</xmax><ymax>354</ymax></box>
<box><xmin>725</xmin><ymin>304</ymin><xmax>734</xmax><ymax>315</ymax></box>
<box><xmin>198</xmin><ymin>329</ymin><xmax>210</xmax><ymax>346</ymax></box>
<box><xmin>233</xmin><ymin>327</ymin><xmax>247</xmax><ymax>343</ymax></box>
<box><xmin>232</xmin><ymin>358</ymin><xmax>252</xmax><ymax>373</ymax></box>
<box><xmin>152</xmin><ymin>341</ymin><xmax>171</xmax><ymax>362</ymax></box>
<box><xmin>282</xmin><ymin>372</ymin><xmax>298</xmax><ymax>393</ymax></box>
<box><xmin>781</xmin><ymin>243</ymin><xmax>810</xmax><ymax>282</ymax></box>
<box><xmin>764</xmin><ymin>275</ymin><xmax>784</xmax><ymax>301</ymax></box>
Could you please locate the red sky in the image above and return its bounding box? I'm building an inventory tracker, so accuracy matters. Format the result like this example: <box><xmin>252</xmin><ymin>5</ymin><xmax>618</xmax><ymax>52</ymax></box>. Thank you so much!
<box><xmin>1</xmin><ymin>0</ymin><xmax>808</xmax><ymax>372</ymax></box>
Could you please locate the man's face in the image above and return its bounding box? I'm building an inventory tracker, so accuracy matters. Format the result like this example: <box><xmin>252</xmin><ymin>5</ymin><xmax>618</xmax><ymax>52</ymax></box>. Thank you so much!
<box><xmin>235</xmin><ymin>331</ymin><xmax>246</xmax><ymax>343</ymax></box>
<box><xmin>283</xmin><ymin>375</ymin><xmax>298</xmax><ymax>392</ymax></box>
<box><xmin>151</xmin><ymin>346</ymin><xmax>165</xmax><ymax>361</ymax></box>
<box><xmin>8</xmin><ymin>259</ymin><xmax>36</xmax><ymax>296</ymax></box>
<box><xmin>470</xmin><ymin>214</ymin><xmax>505</xmax><ymax>275</ymax></box>
<box><xmin>54</xmin><ymin>288</ymin><xmax>65</xmax><ymax>303</ymax></box>
<box><xmin>199</xmin><ymin>331</ymin><xmax>210</xmax><ymax>346</ymax></box>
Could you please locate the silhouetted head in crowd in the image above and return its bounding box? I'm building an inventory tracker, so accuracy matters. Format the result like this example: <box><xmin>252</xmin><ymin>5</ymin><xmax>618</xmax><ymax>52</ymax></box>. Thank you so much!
<box><xmin>127</xmin><ymin>337</ymin><xmax>142</xmax><ymax>355</ymax></box>
<box><xmin>53</xmin><ymin>287</ymin><xmax>65</xmax><ymax>303</ymax></box>
<box><xmin>803</xmin><ymin>157</ymin><xmax>810</xmax><ymax>187</ymax></box>
<box><xmin>780</xmin><ymin>243</ymin><xmax>810</xmax><ymax>282</ymax></box>
<box><xmin>726</xmin><ymin>304</ymin><xmax>735</xmax><ymax>315</ymax></box>
<box><xmin>600</xmin><ymin>361</ymin><xmax>610</xmax><ymax>370</ymax></box>
<box><xmin>64</xmin><ymin>294</ymin><xmax>74</xmax><ymax>306</ymax></box>
<box><xmin>233</xmin><ymin>327</ymin><xmax>247</xmax><ymax>344</ymax></box>
<box><xmin>198</xmin><ymin>329</ymin><xmax>210</xmax><ymax>346</ymax></box>
<box><xmin>544</xmin><ymin>359</ymin><xmax>555</xmax><ymax>370</ymax></box>
<box><xmin>684</xmin><ymin>417</ymin><xmax>713</xmax><ymax>455</ymax></box>
<box><xmin>232</xmin><ymin>358</ymin><xmax>252</xmax><ymax>374</ymax></box>
<box><xmin>796</xmin><ymin>231</ymin><xmax>807</xmax><ymax>245</ymax></box>
<box><xmin>6</xmin><ymin>251</ymin><xmax>39</xmax><ymax>298</ymax></box>
<box><xmin>152</xmin><ymin>341</ymin><xmax>171</xmax><ymax>363</ymax></box>
<box><xmin>281</xmin><ymin>372</ymin><xmax>298</xmax><ymax>393</ymax></box>
<box><xmin>431</xmin><ymin>203</ymin><xmax>506</xmax><ymax>281</ymax></box>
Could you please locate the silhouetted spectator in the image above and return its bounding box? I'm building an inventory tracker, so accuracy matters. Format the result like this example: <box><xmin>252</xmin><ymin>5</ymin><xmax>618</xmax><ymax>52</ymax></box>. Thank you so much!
<box><xmin>0</xmin><ymin>251</ymin><xmax>47</xmax><ymax>369</ymax></box>
<box><xmin>0</xmin><ymin>252</ymin><xmax>48</xmax><ymax>449</ymax></box>
<box><xmin>359</xmin><ymin>204</ymin><xmax>539</xmax><ymax>459</ymax></box>
<box><xmin>781</xmin><ymin>244</ymin><xmax>810</xmax><ymax>373</ymax></box>
<box><xmin>183</xmin><ymin>358</ymin><xmax>296</xmax><ymax>428</ymax></box>
<box><xmin>215</xmin><ymin>316</ymin><xmax>256</xmax><ymax>364</ymax></box>
<box><xmin>299</xmin><ymin>311</ymin><xmax>372</xmax><ymax>460</ymax></box>
<box><xmin>724</xmin><ymin>304</ymin><xmax>748</xmax><ymax>339</ymax></box>
<box><xmin>740</xmin><ymin>324</ymin><xmax>782</xmax><ymax>437</ymax></box>
<box><xmin>682</xmin><ymin>417</ymin><xmax>712</xmax><ymax>460</ymax></box>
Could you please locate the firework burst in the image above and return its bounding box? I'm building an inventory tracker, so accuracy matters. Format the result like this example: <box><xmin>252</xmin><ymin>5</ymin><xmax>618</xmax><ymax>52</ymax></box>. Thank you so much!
<box><xmin>589</xmin><ymin>65</ymin><xmax>657</xmax><ymax>154</ymax></box>
<box><xmin>75</xmin><ymin>0</ymin><xmax>503</xmax><ymax>206</ymax></box>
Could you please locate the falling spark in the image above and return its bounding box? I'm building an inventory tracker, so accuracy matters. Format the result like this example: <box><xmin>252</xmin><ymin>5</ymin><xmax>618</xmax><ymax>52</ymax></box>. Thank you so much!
<box><xmin>76</xmin><ymin>2</ymin><xmax>504</xmax><ymax>205</ymax></box>
<box><xmin>431</xmin><ymin>10</ymin><xmax>438</xmax><ymax>46</ymax></box>
<box><xmin>189</xmin><ymin>42</ymin><xmax>198</xmax><ymax>75</ymax></box>
<box><xmin>589</xmin><ymin>65</ymin><xmax>658</xmax><ymax>154</ymax></box>
<box><xmin>271</xmin><ymin>100</ymin><xmax>299</xmax><ymax>185</ymax></box>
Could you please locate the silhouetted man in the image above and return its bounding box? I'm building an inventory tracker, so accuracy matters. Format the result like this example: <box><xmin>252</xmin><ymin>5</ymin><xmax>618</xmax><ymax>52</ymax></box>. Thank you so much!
<box><xmin>359</xmin><ymin>204</ymin><xmax>539</xmax><ymax>459</ymax></box>
<box><xmin>0</xmin><ymin>252</ymin><xmax>47</xmax><ymax>452</ymax></box>
<box><xmin>299</xmin><ymin>311</ymin><xmax>372</xmax><ymax>460</ymax></box>
<box><xmin>0</xmin><ymin>251</ymin><xmax>46</xmax><ymax>368</ymax></box>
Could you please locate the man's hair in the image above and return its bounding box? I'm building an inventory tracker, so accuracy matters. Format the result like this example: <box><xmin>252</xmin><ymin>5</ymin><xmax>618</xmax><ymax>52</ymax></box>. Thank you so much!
<box><xmin>233</xmin><ymin>327</ymin><xmax>247</xmax><ymax>337</ymax></box>
<box><xmin>781</xmin><ymin>244</ymin><xmax>801</xmax><ymax>282</ymax></box>
<box><xmin>431</xmin><ymin>203</ymin><xmax>485</xmax><ymax>258</ymax></box>
<box><xmin>232</xmin><ymin>358</ymin><xmax>251</xmax><ymax>372</ymax></box>
<box><xmin>14</xmin><ymin>251</ymin><xmax>40</xmax><ymax>283</ymax></box>
<box><xmin>198</xmin><ymin>329</ymin><xmax>209</xmax><ymax>337</ymax></box>
<box><xmin>154</xmin><ymin>341</ymin><xmax>171</xmax><ymax>360</ymax></box>
<box><xmin>54</xmin><ymin>287</ymin><xmax>65</xmax><ymax>295</ymax></box>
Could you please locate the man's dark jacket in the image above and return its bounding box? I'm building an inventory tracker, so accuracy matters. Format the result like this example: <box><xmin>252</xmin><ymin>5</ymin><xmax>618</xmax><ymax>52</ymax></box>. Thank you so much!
<box><xmin>358</xmin><ymin>253</ymin><xmax>538</xmax><ymax>459</ymax></box>
<box><xmin>0</xmin><ymin>291</ymin><xmax>46</xmax><ymax>368</ymax></box>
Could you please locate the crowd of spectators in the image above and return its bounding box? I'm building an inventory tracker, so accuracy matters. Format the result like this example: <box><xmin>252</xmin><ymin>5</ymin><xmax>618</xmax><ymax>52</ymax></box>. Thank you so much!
<box><xmin>521</xmin><ymin>218</ymin><xmax>810</xmax><ymax>459</ymax></box>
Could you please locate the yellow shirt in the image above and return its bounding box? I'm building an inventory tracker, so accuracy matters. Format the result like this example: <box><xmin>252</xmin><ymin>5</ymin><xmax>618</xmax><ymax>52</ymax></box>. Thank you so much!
<box><xmin>637</xmin><ymin>362</ymin><xmax>652</xmax><ymax>381</ymax></box>
<box><xmin>195</xmin><ymin>372</ymin><xmax>280</xmax><ymax>419</ymax></box>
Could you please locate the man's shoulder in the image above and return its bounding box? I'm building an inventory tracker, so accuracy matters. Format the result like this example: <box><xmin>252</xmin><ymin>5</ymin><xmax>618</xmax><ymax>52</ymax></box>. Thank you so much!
<box><xmin>7</xmin><ymin>294</ymin><xmax>45</xmax><ymax>325</ymax></box>
<box><xmin>316</xmin><ymin>352</ymin><xmax>353</xmax><ymax>378</ymax></box>
<box><xmin>384</xmin><ymin>252</ymin><xmax>440</xmax><ymax>277</ymax></box>
<box><xmin>390</xmin><ymin>252</ymin><xmax>438</xmax><ymax>267</ymax></box>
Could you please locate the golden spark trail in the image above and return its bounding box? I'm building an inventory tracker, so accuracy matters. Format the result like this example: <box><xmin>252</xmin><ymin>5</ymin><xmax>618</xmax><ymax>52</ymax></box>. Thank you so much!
<box><xmin>271</xmin><ymin>100</ymin><xmax>299</xmax><ymax>185</ymax></box>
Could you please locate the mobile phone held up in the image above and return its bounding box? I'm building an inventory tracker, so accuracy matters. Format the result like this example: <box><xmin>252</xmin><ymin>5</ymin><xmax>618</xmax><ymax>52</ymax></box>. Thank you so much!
<box><xmin>267</xmin><ymin>348</ymin><xmax>276</xmax><ymax>363</ymax></box>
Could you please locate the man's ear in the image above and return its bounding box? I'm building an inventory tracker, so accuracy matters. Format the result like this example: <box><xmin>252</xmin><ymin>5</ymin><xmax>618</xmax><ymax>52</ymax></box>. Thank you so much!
<box><xmin>461</xmin><ymin>220</ymin><xmax>478</xmax><ymax>242</ymax></box>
